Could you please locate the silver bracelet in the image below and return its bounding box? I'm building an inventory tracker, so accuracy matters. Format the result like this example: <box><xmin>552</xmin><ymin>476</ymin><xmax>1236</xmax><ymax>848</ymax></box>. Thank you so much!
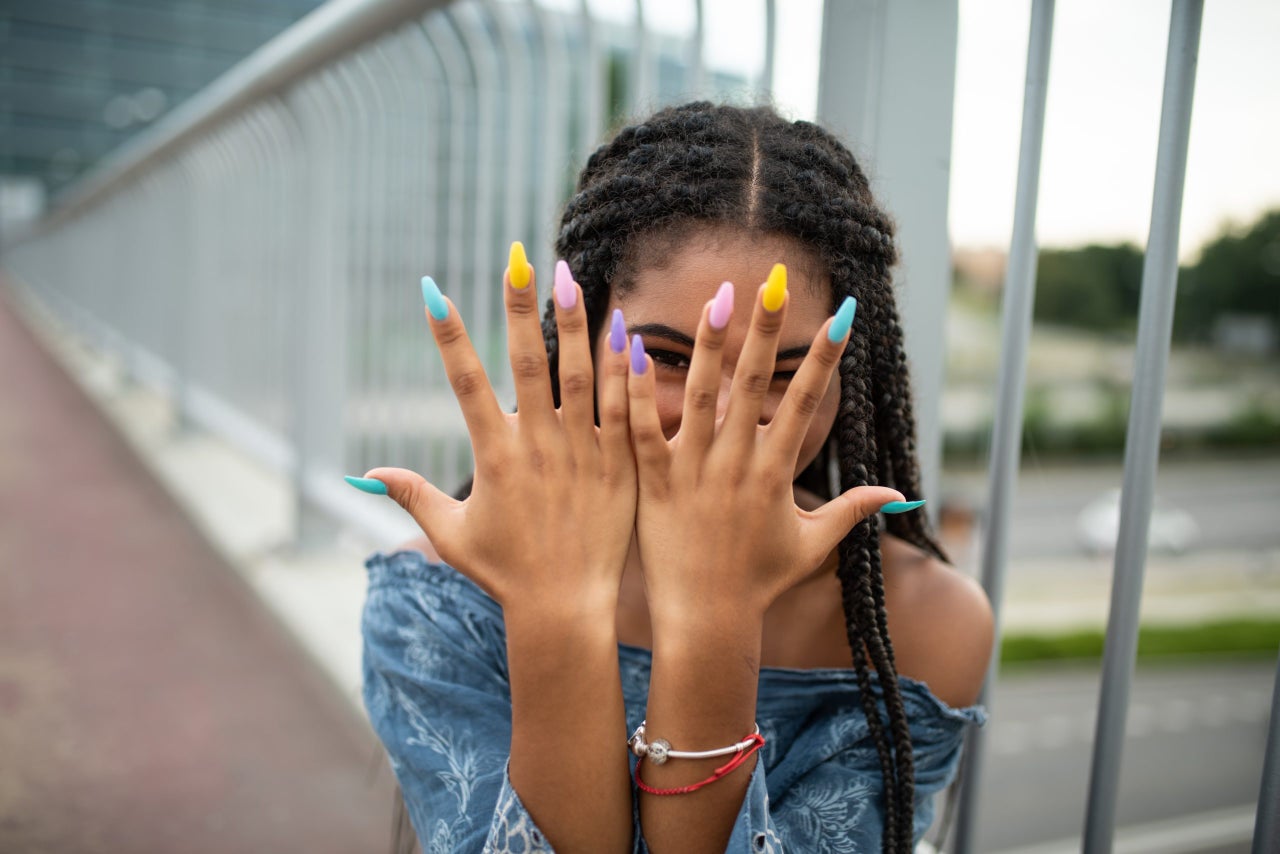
<box><xmin>628</xmin><ymin>721</ymin><xmax>762</xmax><ymax>766</ymax></box>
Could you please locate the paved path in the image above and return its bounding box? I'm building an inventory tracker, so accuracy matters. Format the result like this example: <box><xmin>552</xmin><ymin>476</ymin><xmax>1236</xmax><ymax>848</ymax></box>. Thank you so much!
<box><xmin>0</xmin><ymin>286</ymin><xmax>397</xmax><ymax>852</ymax></box>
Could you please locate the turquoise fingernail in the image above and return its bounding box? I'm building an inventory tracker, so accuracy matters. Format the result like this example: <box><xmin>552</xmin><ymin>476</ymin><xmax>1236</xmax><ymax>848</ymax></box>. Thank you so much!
<box><xmin>828</xmin><ymin>296</ymin><xmax>857</xmax><ymax>343</ymax></box>
<box><xmin>345</xmin><ymin>475</ymin><xmax>388</xmax><ymax>495</ymax></box>
<box><xmin>421</xmin><ymin>276</ymin><xmax>449</xmax><ymax>321</ymax></box>
<box><xmin>880</xmin><ymin>499</ymin><xmax>925</xmax><ymax>514</ymax></box>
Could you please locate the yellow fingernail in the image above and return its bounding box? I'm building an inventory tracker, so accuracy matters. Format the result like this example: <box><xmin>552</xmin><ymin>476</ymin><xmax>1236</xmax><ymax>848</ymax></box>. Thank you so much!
<box><xmin>762</xmin><ymin>263</ymin><xmax>787</xmax><ymax>312</ymax></box>
<box><xmin>508</xmin><ymin>241</ymin><xmax>531</xmax><ymax>289</ymax></box>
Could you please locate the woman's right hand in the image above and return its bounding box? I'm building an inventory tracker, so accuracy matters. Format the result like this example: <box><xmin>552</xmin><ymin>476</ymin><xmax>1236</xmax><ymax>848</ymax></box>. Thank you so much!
<box><xmin>356</xmin><ymin>245</ymin><xmax>637</xmax><ymax>614</ymax></box>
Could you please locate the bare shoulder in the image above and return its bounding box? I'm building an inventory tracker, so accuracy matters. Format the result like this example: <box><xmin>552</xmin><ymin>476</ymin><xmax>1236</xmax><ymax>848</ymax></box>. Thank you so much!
<box><xmin>882</xmin><ymin>533</ymin><xmax>995</xmax><ymax>709</ymax></box>
<box><xmin>395</xmin><ymin>534</ymin><xmax>441</xmax><ymax>562</ymax></box>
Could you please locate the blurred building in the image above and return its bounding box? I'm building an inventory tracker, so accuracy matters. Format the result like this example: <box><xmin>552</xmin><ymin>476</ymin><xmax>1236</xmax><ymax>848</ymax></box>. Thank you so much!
<box><xmin>0</xmin><ymin>0</ymin><xmax>325</xmax><ymax>228</ymax></box>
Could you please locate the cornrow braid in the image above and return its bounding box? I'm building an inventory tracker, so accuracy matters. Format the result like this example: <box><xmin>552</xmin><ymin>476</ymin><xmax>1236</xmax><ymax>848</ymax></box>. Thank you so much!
<box><xmin>543</xmin><ymin>102</ymin><xmax>948</xmax><ymax>853</ymax></box>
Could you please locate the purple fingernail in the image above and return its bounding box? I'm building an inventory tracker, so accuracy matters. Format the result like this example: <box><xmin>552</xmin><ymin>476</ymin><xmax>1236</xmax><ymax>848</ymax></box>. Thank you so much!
<box><xmin>610</xmin><ymin>308</ymin><xmax>627</xmax><ymax>354</ymax></box>
<box><xmin>554</xmin><ymin>259</ymin><xmax>577</xmax><ymax>310</ymax></box>
<box><xmin>630</xmin><ymin>334</ymin><xmax>647</xmax><ymax>375</ymax></box>
<box><xmin>710</xmin><ymin>281</ymin><xmax>734</xmax><ymax>330</ymax></box>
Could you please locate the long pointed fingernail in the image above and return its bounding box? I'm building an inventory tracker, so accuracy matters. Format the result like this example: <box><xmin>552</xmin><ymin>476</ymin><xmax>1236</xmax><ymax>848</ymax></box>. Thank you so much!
<box><xmin>762</xmin><ymin>263</ymin><xmax>787</xmax><ymax>312</ymax></box>
<box><xmin>880</xmin><ymin>499</ymin><xmax>926</xmax><ymax>514</ymax></box>
<box><xmin>345</xmin><ymin>475</ymin><xmax>388</xmax><ymax>495</ymax></box>
<box><xmin>421</xmin><ymin>276</ymin><xmax>449</xmax><ymax>321</ymax></box>
<box><xmin>710</xmin><ymin>281</ymin><xmax>734</xmax><ymax>330</ymax></box>
<box><xmin>610</xmin><ymin>308</ymin><xmax>627</xmax><ymax>354</ymax></box>
<box><xmin>630</xmin><ymin>334</ymin><xmax>647</xmax><ymax>374</ymax></box>
<box><xmin>828</xmin><ymin>296</ymin><xmax>858</xmax><ymax>343</ymax></box>
<box><xmin>508</xmin><ymin>241</ymin><xmax>531</xmax><ymax>289</ymax></box>
<box><xmin>554</xmin><ymin>259</ymin><xmax>577</xmax><ymax>309</ymax></box>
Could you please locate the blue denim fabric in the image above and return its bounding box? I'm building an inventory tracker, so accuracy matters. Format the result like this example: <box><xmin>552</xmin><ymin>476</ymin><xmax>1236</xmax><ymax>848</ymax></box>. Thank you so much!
<box><xmin>362</xmin><ymin>550</ymin><xmax>988</xmax><ymax>853</ymax></box>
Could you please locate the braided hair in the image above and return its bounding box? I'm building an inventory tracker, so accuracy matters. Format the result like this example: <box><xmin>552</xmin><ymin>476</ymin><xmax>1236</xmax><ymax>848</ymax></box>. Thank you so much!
<box><xmin>544</xmin><ymin>102</ymin><xmax>950</xmax><ymax>853</ymax></box>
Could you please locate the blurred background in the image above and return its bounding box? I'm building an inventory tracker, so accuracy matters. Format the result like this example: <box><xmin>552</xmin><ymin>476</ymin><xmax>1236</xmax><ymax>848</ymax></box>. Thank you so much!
<box><xmin>0</xmin><ymin>0</ymin><xmax>1276</xmax><ymax>852</ymax></box>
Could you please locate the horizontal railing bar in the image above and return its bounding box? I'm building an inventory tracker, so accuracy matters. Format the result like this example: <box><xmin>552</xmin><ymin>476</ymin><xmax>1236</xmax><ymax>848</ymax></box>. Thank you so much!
<box><xmin>29</xmin><ymin>0</ymin><xmax>455</xmax><ymax>234</ymax></box>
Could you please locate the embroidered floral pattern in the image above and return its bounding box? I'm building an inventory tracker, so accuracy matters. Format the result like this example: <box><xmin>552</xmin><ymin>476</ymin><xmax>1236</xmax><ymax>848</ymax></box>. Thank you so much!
<box><xmin>363</xmin><ymin>551</ymin><xmax>988</xmax><ymax>853</ymax></box>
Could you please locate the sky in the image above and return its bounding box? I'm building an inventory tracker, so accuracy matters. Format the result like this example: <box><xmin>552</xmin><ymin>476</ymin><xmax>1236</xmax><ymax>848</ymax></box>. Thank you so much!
<box><xmin>572</xmin><ymin>0</ymin><xmax>1280</xmax><ymax>260</ymax></box>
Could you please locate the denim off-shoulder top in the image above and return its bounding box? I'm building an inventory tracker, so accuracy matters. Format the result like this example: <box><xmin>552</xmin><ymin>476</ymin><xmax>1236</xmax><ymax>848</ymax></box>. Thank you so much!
<box><xmin>361</xmin><ymin>549</ymin><xmax>988</xmax><ymax>853</ymax></box>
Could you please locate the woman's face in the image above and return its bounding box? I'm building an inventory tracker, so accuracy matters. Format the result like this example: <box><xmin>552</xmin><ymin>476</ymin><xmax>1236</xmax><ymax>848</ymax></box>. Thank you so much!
<box><xmin>594</xmin><ymin>228</ymin><xmax>841</xmax><ymax>479</ymax></box>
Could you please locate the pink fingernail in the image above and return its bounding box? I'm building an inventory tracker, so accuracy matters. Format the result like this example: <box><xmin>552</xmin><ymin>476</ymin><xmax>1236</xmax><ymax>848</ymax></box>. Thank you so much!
<box><xmin>709</xmin><ymin>281</ymin><xmax>734</xmax><ymax>330</ymax></box>
<box><xmin>554</xmin><ymin>259</ymin><xmax>577</xmax><ymax>310</ymax></box>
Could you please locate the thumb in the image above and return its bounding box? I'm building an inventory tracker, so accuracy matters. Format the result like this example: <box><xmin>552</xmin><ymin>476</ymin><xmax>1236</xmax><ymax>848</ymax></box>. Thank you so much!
<box><xmin>348</xmin><ymin>467</ymin><xmax>458</xmax><ymax>533</ymax></box>
<box><xmin>803</xmin><ymin>486</ymin><xmax>910</xmax><ymax>558</ymax></box>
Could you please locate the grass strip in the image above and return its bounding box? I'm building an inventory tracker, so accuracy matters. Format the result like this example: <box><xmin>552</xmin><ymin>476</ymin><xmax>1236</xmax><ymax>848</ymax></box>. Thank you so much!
<box><xmin>1000</xmin><ymin>617</ymin><xmax>1280</xmax><ymax>667</ymax></box>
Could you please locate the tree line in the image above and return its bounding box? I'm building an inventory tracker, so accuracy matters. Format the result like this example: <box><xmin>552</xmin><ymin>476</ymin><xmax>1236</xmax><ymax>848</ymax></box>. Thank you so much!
<box><xmin>1032</xmin><ymin>208</ymin><xmax>1280</xmax><ymax>346</ymax></box>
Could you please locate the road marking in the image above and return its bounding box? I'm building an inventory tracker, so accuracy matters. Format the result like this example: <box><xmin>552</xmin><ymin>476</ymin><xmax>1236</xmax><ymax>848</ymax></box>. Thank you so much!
<box><xmin>983</xmin><ymin>804</ymin><xmax>1258</xmax><ymax>854</ymax></box>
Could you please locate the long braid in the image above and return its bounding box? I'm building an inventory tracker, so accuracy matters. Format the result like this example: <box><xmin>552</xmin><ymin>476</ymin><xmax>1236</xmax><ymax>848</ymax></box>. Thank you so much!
<box><xmin>544</xmin><ymin>102</ymin><xmax>954</xmax><ymax>852</ymax></box>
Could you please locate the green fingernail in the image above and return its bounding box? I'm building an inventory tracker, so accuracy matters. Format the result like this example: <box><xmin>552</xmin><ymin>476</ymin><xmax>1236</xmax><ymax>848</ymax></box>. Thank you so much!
<box><xmin>345</xmin><ymin>475</ymin><xmax>388</xmax><ymax>495</ymax></box>
<box><xmin>880</xmin><ymin>499</ymin><xmax>925</xmax><ymax>514</ymax></box>
<box><xmin>421</xmin><ymin>276</ymin><xmax>449</xmax><ymax>321</ymax></box>
<box><xmin>828</xmin><ymin>296</ymin><xmax>857</xmax><ymax>343</ymax></box>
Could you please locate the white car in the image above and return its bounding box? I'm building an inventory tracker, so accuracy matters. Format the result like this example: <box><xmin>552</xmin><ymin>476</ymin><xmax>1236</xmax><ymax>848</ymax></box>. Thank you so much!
<box><xmin>1076</xmin><ymin>488</ymin><xmax>1200</xmax><ymax>556</ymax></box>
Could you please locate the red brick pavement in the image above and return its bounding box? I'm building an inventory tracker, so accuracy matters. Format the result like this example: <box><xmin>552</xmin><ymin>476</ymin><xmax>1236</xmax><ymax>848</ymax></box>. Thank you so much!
<box><xmin>0</xmin><ymin>283</ymin><xmax>397</xmax><ymax>853</ymax></box>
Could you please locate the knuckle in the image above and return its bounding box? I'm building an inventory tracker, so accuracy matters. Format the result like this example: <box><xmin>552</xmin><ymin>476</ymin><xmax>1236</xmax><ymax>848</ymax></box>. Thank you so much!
<box><xmin>451</xmin><ymin>369</ymin><xmax>487</xmax><ymax>399</ymax></box>
<box><xmin>789</xmin><ymin>388</ymin><xmax>824</xmax><ymax>418</ymax></box>
<box><xmin>511</xmin><ymin>353</ymin><xmax>546</xmax><ymax>382</ymax></box>
<box><xmin>556</xmin><ymin>309</ymin><xmax>587</xmax><ymax>333</ymax></box>
<box><xmin>686</xmin><ymin>386</ymin><xmax>718</xmax><ymax>414</ymax></box>
<box><xmin>434</xmin><ymin>320</ymin><xmax>467</xmax><ymax>348</ymax></box>
<box><xmin>560</xmin><ymin>370</ymin><xmax>593</xmax><ymax>398</ymax></box>
<box><xmin>506</xmin><ymin>291</ymin><xmax>539</xmax><ymax>317</ymax></box>
<box><xmin>740</xmin><ymin>371</ymin><xmax>772</xmax><ymax>397</ymax></box>
<box><xmin>601</xmin><ymin>401</ymin><xmax>628</xmax><ymax>424</ymax></box>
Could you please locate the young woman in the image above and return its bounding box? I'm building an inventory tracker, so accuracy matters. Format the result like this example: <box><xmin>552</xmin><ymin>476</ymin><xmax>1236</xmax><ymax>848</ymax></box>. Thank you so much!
<box><xmin>348</xmin><ymin>102</ymin><xmax>994</xmax><ymax>854</ymax></box>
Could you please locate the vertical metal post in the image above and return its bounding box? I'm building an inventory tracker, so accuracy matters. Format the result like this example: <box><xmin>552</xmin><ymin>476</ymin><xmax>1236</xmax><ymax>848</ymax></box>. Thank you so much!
<box><xmin>1255</xmin><ymin>649</ymin><xmax>1280</xmax><ymax>853</ymax></box>
<box><xmin>1083</xmin><ymin>3</ymin><xmax>1203</xmax><ymax>851</ymax></box>
<box><xmin>816</xmin><ymin>0</ymin><xmax>957</xmax><ymax>508</ymax></box>
<box><xmin>952</xmin><ymin>2</ymin><xmax>1054</xmax><ymax>851</ymax></box>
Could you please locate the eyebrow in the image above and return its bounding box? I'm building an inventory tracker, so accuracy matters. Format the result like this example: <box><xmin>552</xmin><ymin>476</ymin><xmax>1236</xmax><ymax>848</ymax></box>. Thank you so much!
<box><xmin>627</xmin><ymin>322</ymin><xmax>812</xmax><ymax>362</ymax></box>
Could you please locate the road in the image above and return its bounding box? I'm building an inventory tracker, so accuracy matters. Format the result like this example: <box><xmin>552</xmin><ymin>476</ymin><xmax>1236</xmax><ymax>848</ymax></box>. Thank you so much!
<box><xmin>930</xmin><ymin>659</ymin><xmax>1276</xmax><ymax>853</ymax></box>
<box><xmin>942</xmin><ymin>455</ymin><xmax>1280</xmax><ymax>561</ymax></box>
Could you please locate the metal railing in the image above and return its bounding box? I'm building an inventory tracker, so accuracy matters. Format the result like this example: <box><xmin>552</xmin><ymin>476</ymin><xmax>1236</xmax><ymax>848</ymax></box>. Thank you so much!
<box><xmin>2</xmin><ymin>0</ymin><xmax>1276</xmax><ymax>851</ymax></box>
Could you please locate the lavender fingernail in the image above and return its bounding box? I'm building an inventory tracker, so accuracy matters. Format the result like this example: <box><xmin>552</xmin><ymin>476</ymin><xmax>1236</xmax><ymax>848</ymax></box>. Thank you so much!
<box><xmin>630</xmin><ymin>334</ymin><xmax>647</xmax><ymax>375</ymax></box>
<box><xmin>610</xmin><ymin>308</ymin><xmax>627</xmax><ymax>354</ymax></box>
<box><xmin>554</xmin><ymin>259</ymin><xmax>577</xmax><ymax>310</ymax></box>
<box><xmin>710</xmin><ymin>281</ymin><xmax>734</xmax><ymax>330</ymax></box>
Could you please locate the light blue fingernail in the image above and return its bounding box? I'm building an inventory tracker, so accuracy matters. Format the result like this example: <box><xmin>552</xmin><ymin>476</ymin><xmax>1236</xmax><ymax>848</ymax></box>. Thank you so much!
<box><xmin>421</xmin><ymin>276</ymin><xmax>449</xmax><ymax>321</ymax></box>
<box><xmin>828</xmin><ymin>296</ymin><xmax>857</xmax><ymax>343</ymax></box>
<box><xmin>880</xmin><ymin>499</ymin><xmax>925</xmax><ymax>514</ymax></box>
<box><xmin>345</xmin><ymin>475</ymin><xmax>388</xmax><ymax>495</ymax></box>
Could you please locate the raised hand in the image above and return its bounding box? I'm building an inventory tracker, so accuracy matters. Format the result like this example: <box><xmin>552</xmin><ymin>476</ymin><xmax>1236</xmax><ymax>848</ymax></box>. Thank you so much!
<box><xmin>625</xmin><ymin>264</ymin><xmax>906</xmax><ymax>624</ymax></box>
<box><xmin>352</xmin><ymin>244</ymin><xmax>636</xmax><ymax>613</ymax></box>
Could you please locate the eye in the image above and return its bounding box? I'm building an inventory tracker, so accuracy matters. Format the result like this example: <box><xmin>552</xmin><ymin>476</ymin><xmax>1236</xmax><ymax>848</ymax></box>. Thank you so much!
<box><xmin>771</xmin><ymin>369</ymin><xmax>798</xmax><ymax>383</ymax></box>
<box><xmin>647</xmin><ymin>349</ymin><xmax>691</xmax><ymax>372</ymax></box>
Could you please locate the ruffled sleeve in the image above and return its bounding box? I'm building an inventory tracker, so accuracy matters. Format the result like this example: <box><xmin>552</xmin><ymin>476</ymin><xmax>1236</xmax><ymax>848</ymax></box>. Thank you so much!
<box><xmin>361</xmin><ymin>550</ymin><xmax>557</xmax><ymax>853</ymax></box>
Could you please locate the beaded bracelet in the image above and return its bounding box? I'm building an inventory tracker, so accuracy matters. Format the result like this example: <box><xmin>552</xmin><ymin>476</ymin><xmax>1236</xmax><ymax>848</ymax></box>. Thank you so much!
<box><xmin>633</xmin><ymin>732</ymin><xmax>766</xmax><ymax>796</ymax></box>
<box><xmin>628</xmin><ymin>721</ymin><xmax>763</xmax><ymax>765</ymax></box>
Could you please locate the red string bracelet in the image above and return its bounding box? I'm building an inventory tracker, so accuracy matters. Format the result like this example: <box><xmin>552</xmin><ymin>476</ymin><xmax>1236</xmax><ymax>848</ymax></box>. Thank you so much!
<box><xmin>634</xmin><ymin>733</ymin><xmax>765</xmax><ymax>796</ymax></box>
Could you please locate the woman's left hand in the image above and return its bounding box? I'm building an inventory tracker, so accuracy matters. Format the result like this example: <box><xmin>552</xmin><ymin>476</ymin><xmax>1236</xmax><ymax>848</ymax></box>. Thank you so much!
<box><xmin>626</xmin><ymin>270</ymin><xmax>905</xmax><ymax>626</ymax></box>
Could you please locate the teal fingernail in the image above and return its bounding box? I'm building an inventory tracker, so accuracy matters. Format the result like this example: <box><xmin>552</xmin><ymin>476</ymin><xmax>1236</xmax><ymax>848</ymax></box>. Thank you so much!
<box><xmin>345</xmin><ymin>475</ymin><xmax>388</xmax><ymax>495</ymax></box>
<box><xmin>421</xmin><ymin>276</ymin><xmax>449</xmax><ymax>321</ymax></box>
<box><xmin>880</xmin><ymin>499</ymin><xmax>925</xmax><ymax>514</ymax></box>
<box><xmin>828</xmin><ymin>296</ymin><xmax>858</xmax><ymax>343</ymax></box>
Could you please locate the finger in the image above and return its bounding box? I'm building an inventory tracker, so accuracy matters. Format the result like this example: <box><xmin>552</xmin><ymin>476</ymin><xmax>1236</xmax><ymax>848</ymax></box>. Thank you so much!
<box><xmin>551</xmin><ymin>259</ymin><xmax>595</xmax><ymax>446</ymax></box>
<box><xmin>677</xmin><ymin>281</ymin><xmax>733</xmax><ymax>456</ymax></box>
<box><xmin>720</xmin><ymin>264</ymin><xmax>788</xmax><ymax>446</ymax></box>
<box><xmin>626</xmin><ymin>333</ymin><xmax>671</xmax><ymax>494</ymax></box>
<box><xmin>355</xmin><ymin>466</ymin><xmax>463</xmax><ymax>551</ymax></box>
<box><xmin>768</xmin><ymin>296</ymin><xmax>855</xmax><ymax>464</ymax></box>
<box><xmin>504</xmin><ymin>241</ymin><xmax>555</xmax><ymax>426</ymax></box>
<box><xmin>598</xmin><ymin>308</ymin><xmax>633</xmax><ymax>467</ymax></box>
<box><xmin>421</xmin><ymin>276</ymin><xmax>505</xmax><ymax>448</ymax></box>
<box><xmin>799</xmin><ymin>485</ymin><xmax>907</xmax><ymax>569</ymax></box>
